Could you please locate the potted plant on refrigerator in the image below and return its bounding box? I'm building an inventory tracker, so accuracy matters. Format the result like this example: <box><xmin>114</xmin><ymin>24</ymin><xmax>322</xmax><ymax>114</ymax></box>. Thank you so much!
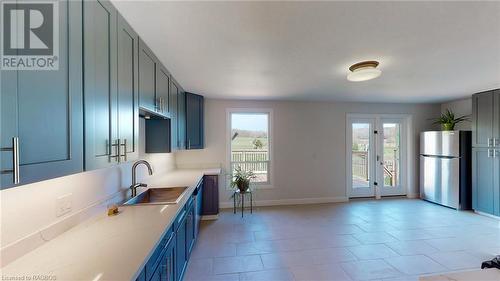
<box><xmin>430</xmin><ymin>109</ymin><xmax>470</xmax><ymax>131</ymax></box>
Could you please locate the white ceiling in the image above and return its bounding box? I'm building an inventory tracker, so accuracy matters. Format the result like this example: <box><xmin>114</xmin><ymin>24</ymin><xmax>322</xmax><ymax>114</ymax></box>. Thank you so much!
<box><xmin>113</xmin><ymin>1</ymin><xmax>500</xmax><ymax>103</ymax></box>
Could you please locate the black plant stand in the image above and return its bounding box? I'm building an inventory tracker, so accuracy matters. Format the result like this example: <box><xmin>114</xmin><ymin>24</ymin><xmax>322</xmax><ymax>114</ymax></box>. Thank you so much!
<box><xmin>233</xmin><ymin>189</ymin><xmax>253</xmax><ymax>218</ymax></box>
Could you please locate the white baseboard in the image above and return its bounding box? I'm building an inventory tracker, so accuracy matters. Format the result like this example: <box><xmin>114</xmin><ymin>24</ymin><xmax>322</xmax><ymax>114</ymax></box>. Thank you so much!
<box><xmin>220</xmin><ymin>196</ymin><xmax>349</xmax><ymax>209</ymax></box>
<box><xmin>406</xmin><ymin>193</ymin><xmax>420</xmax><ymax>199</ymax></box>
<box><xmin>201</xmin><ymin>215</ymin><xmax>219</xmax><ymax>220</ymax></box>
<box><xmin>474</xmin><ymin>211</ymin><xmax>500</xmax><ymax>220</ymax></box>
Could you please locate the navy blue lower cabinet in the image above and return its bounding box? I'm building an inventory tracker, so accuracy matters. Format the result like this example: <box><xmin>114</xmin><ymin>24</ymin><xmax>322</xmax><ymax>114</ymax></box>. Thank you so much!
<box><xmin>137</xmin><ymin>193</ymin><xmax>199</xmax><ymax>281</ymax></box>
<box><xmin>175</xmin><ymin>210</ymin><xmax>188</xmax><ymax>281</ymax></box>
<box><xmin>186</xmin><ymin>201</ymin><xmax>196</xmax><ymax>256</ymax></box>
<box><xmin>163</xmin><ymin>235</ymin><xmax>176</xmax><ymax>281</ymax></box>
<box><xmin>195</xmin><ymin>181</ymin><xmax>203</xmax><ymax>238</ymax></box>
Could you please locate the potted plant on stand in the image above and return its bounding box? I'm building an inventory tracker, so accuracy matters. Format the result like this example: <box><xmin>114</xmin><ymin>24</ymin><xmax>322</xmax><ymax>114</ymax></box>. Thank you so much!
<box><xmin>230</xmin><ymin>166</ymin><xmax>256</xmax><ymax>216</ymax></box>
<box><xmin>430</xmin><ymin>109</ymin><xmax>470</xmax><ymax>131</ymax></box>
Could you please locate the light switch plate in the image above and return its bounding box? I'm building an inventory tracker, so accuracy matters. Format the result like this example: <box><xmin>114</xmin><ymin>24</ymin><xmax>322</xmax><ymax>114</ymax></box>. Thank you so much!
<box><xmin>56</xmin><ymin>193</ymin><xmax>72</xmax><ymax>217</ymax></box>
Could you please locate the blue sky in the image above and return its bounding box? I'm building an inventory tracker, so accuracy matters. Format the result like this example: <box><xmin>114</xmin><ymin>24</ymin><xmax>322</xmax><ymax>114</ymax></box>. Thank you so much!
<box><xmin>232</xmin><ymin>113</ymin><xmax>268</xmax><ymax>132</ymax></box>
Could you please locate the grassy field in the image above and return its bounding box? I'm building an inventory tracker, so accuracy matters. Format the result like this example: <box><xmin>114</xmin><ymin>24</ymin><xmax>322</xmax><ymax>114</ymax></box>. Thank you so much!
<box><xmin>232</xmin><ymin>137</ymin><xmax>268</xmax><ymax>150</ymax></box>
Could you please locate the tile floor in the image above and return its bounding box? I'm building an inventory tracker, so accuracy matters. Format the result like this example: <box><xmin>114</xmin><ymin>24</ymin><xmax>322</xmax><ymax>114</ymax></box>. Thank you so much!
<box><xmin>184</xmin><ymin>199</ymin><xmax>500</xmax><ymax>281</ymax></box>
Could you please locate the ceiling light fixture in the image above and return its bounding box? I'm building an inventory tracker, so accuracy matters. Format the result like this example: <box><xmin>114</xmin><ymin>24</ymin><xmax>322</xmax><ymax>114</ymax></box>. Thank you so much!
<box><xmin>347</xmin><ymin>61</ymin><xmax>381</xmax><ymax>82</ymax></box>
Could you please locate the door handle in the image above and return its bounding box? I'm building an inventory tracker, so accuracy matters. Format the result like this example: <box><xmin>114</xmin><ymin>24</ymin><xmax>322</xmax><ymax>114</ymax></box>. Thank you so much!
<box><xmin>488</xmin><ymin>149</ymin><xmax>494</xmax><ymax>158</ymax></box>
<box><xmin>488</xmin><ymin>138</ymin><xmax>494</xmax><ymax>147</ymax></box>
<box><xmin>495</xmin><ymin>138</ymin><xmax>499</xmax><ymax>147</ymax></box>
<box><xmin>1</xmin><ymin>137</ymin><xmax>20</xmax><ymax>184</ymax></box>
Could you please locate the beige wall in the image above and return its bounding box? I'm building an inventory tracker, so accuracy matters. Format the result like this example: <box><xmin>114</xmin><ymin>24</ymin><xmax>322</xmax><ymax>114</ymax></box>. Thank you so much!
<box><xmin>0</xmin><ymin>118</ymin><xmax>175</xmax><ymax>264</ymax></box>
<box><xmin>440</xmin><ymin>97</ymin><xmax>472</xmax><ymax>130</ymax></box>
<box><xmin>176</xmin><ymin>99</ymin><xmax>441</xmax><ymax>206</ymax></box>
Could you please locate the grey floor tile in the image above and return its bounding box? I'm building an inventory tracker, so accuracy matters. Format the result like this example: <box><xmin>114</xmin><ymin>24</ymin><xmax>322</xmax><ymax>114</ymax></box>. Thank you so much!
<box><xmin>354</xmin><ymin>232</ymin><xmax>398</xmax><ymax>244</ymax></box>
<box><xmin>213</xmin><ymin>255</ymin><xmax>263</xmax><ymax>274</ymax></box>
<box><xmin>291</xmin><ymin>264</ymin><xmax>353</xmax><ymax>281</ymax></box>
<box><xmin>384</xmin><ymin>255</ymin><xmax>446</xmax><ymax>275</ymax></box>
<box><xmin>385</xmin><ymin>240</ymin><xmax>438</xmax><ymax>256</ymax></box>
<box><xmin>341</xmin><ymin>259</ymin><xmax>401</xmax><ymax>280</ymax></box>
<box><xmin>348</xmin><ymin>244</ymin><xmax>399</xmax><ymax>260</ymax></box>
<box><xmin>185</xmin><ymin>200</ymin><xmax>499</xmax><ymax>281</ymax></box>
<box><xmin>427</xmin><ymin>250</ymin><xmax>484</xmax><ymax>270</ymax></box>
<box><xmin>240</xmin><ymin>269</ymin><xmax>295</xmax><ymax>281</ymax></box>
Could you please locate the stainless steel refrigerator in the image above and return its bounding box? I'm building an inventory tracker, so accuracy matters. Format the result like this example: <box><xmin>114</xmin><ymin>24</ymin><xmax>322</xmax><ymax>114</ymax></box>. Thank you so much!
<box><xmin>420</xmin><ymin>131</ymin><xmax>472</xmax><ymax>210</ymax></box>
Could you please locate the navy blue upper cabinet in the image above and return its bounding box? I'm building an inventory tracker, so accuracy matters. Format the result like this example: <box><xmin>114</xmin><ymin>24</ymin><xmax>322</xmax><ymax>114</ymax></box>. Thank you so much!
<box><xmin>177</xmin><ymin>90</ymin><xmax>187</xmax><ymax>150</ymax></box>
<box><xmin>83</xmin><ymin>0</ymin><xmax>118</xmax><ymax>170</ymax></box>
<box><xmin>0</xmin><ymin>0</ymin><xmax>83</xmax><ymax>189</ymax></box>
<box><xmin>185</xmin><ymin>93</ymin><xmax>204</xmax><ymax>149</ymax></box>
<box><xmin>138</xmin><ymin>39</ymin><xmax>158</xmax><ymax>113</ymax></box>
<box><xmin>170</xmin><ymin>78</ymin><xmax>180</xmax><ymax>150</ymax></box>
<box><xmin>117</xmin><ymin>14</ymin><xmax>140</xmax><ymax>162</ymax></box>
<box><xmin>84</xmin><ymin>1</ymin><xmax>139</xmax><ymax>170</ymax></box>
<box><xmin>156</xmin><ymin>65</ymin><xmax>170</xmax><ymax>116</ymax></box>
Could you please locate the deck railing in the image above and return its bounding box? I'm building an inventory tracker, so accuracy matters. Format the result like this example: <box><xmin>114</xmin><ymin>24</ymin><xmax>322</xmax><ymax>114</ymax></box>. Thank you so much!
<box><xmin>352</xmin><ymin>150</ymin><xmax>398</xmax><ymax>186</ymax></box>
<box><xmin>231</xmin><ymin>150</ymin><xmax>269</xmax><ymax>182</ymax></box>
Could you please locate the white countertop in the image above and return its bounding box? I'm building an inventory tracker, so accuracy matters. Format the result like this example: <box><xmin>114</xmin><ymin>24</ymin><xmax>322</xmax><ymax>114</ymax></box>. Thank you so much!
<box><xmin>420</xmin><ymin>268</ymin><xmax>500</xmax><ymax>281</ymax></box>
<box><xmin>0</xmin><ymin>168</ymin><xmax>220</xmax><ymax>281</ymax></box>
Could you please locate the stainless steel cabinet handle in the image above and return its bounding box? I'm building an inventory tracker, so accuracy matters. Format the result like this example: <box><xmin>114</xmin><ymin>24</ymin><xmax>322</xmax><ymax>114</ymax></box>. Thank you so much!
<box><xmin>495</xmin><ymin>138</ymin><xmax>499</xmax><ymax>147</ymax></box>
<box><xmin>495</xmin><ymin>149</ymin><xmax>500</xmax><ymax>158</ymax></box>
<box><xmin>1</xmin><ymin>137</ymin><xmax>20</xmax><ymax>184</ymax></box>
<box><xmin>488</xmin><ymin>138</ymin><xmax>493</xmax><ymax>147</ymax></box>
<box><xmin>120</xmin><ymin>139</ymin><xmax>127</xmax><ymax>162</ymax></box>
<box><xmin>188</xmin><ymin>139</ymin><xmax>191</xmax><ymax>149</ymax></box>
<box><xmin>109</xmin><ymin>139</ymin><xmax>120</xmax><ymax>162</ymax></box>
<box><xmin>488</xmin><ymin>149</ymin><xmax>494</xmax><ymax>158</ymax></box>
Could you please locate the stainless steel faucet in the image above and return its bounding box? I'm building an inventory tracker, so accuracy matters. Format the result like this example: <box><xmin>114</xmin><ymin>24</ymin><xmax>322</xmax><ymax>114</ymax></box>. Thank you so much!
<box><xmin>130</xmin><ymin>160</ymin><xmax>153</xmax><ymax>197</ymax></box>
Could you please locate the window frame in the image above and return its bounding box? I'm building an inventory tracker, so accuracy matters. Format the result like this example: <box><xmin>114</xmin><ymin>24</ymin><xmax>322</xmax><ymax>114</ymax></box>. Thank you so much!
<box><xmin>226</xmin><ymin>108</ymin><xmax>273</xmax><ymax>189</ymax></box>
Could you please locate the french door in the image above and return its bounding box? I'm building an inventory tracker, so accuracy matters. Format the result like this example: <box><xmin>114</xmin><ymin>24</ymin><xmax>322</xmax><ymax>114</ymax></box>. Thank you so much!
<box><xmin>347</xmin><ymin>115</ymin><xmax>408</xmax><ymax>198</ymax></box>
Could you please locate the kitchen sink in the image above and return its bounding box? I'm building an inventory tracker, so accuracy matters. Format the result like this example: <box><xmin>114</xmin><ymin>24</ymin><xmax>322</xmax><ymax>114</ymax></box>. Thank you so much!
<box><xmin>123</xmin><ymin>186</ymin><xmax>189</xmax><ymax>206</ymax></box>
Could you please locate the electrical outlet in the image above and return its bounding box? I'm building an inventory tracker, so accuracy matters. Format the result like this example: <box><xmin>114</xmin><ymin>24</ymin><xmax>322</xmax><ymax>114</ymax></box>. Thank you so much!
<box><xmin>56</xmin><ymin>193</ymin><xmax>72</xmax><ymax>217</ymax></box>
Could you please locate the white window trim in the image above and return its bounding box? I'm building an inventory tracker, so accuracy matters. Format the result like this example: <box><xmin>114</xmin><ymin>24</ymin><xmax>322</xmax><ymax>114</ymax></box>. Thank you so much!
<box><xmin>226</xmin><ymin>108</ymin><xmax>274</xmax><ymax>189</ymax></box>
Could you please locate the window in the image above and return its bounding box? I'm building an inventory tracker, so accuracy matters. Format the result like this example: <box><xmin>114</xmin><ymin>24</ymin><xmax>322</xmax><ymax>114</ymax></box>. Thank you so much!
<box><xmin>228</xmin><ymin>110</ymin><xmax>271</xmax><ymax>185</ymax></box>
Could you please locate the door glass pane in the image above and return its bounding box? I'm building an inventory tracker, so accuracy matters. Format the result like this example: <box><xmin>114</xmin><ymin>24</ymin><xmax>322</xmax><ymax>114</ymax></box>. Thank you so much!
<box><xmin>383</xmin><ymin>123</ymin><xmax>400</xmax><ymax>187</ymax></box>
<box><xmin>352</xmin><ymin>123</ymin><xmax>370</xmax><ymax>188</ymax></box>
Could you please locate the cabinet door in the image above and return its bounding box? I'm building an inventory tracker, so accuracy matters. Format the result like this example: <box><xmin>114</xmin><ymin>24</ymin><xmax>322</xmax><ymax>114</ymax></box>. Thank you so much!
<box><xmin>177</xmin><ymin>90</ymin><xmax>186</xmax><ymax>149</ymax></box>
<box><xmin>472</xmin><ymin>148</ymin><xmax>496</xmax><ymax>214</ymax></box>
<box><xmin>472</xmin><ymin>91</ymin><xmax>494</xmax><ymax>147</ymax></box>
<box><xmin>493</xmin><ymin>90</ymin><xmax>500</xmax><ymax>148</ymax></box>
<box><xmin>170</xmin><ymin>79</ymin><xmax>180</xmax><ymax>150</ymax></box>
<box><xmin>186</xmin><ymin>93</ymin><xmax>204</xmax><ymax>149</ymax></box>
<box><xmin>164</xmin><ymin>233</ymin><xmax>176</xmax><ymax>281</ymax></box>
<box><xmin>117</xmin><ymin>15</ymin><xmax>139</xmax><ymax>162</ymax></box>
<box><xmin>196</xmin><ymin>182</ymin><xmax>203</xmax><ymax>237</ymax></box>
<box><xmin>186</xmin><ymin>202</ymin><xmax>195</xmax><ymax>256</ymax></box>
<box><xmin>83</xmin><ymin>0</ymin><xmax>118</xmax><ymax>170</ymax></box>
<box><xmin>175</xmin><ymin>218</ymin><xmax>187</xmax><ymax>281</ymax></box>
<box><xmin>202</xmin><ymin>175</ymin><xmax>219</xmax><ymax>216</ymax></box>
<box><xmin>1</xmin><ymin>0</ymin><xmax>83</xmax><ymax>188</ymax></box>
<box><xmin>156</xmin><ymin>66</ymin><xmax>170</xmax><ymax>116</ymax></box>
<box><xmin>138</xmin><ymin>39</ymin><xmax>157</xmax><ymax>112</ymax></box>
